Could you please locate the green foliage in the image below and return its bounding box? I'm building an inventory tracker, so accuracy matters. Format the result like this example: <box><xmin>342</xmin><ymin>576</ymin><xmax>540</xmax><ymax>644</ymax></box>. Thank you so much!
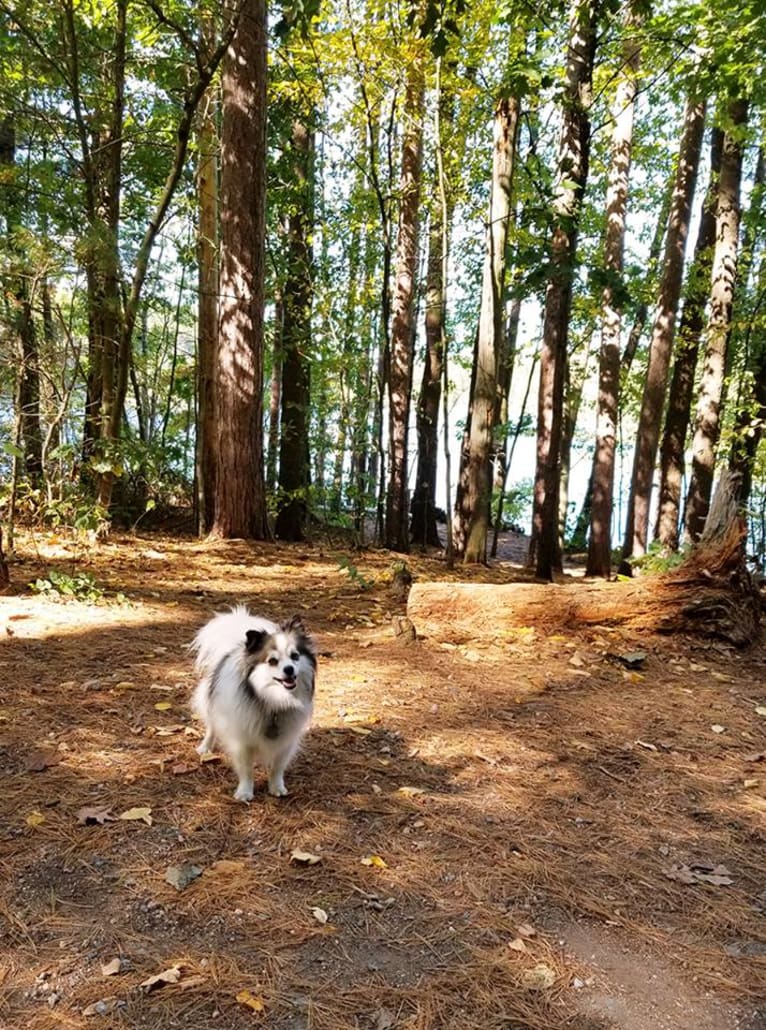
<box><xmin>629</xmin><ymin>540</ymin><xmax>690</xmax><ymax>575</ymax></box>
<box><xmin>337</xmin><ymin>555</ymin><xmax>373</xmax><ymax>590</ymax></box>
<box><xmin>30</xmin><ymin>568</ymin><xmax>104</xmax><ymax>602</ymax></box>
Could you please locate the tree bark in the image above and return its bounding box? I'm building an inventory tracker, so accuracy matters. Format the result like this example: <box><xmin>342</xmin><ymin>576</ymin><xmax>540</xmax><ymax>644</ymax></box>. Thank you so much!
<box><xmin>654</xmin><ymin>128</ymin><xmax>723</xmax><ymax>549</ymax></box>
<box><xmin>385</xmin><ymin>59</ymin><xmax>425</xmax><ymax>552</ymax></box>
<box><xmin>684</xmin><ymin>97</ymin><xmax>749</xmax><ymax>541</ymax></box>
<box><xmin>196</xmin><ymin>70</ymin><xmax>219</xmax><ymax>535</ymax></box>
<box><xmin>586</xmin><ymin>5</ymin><xmax>641</xmax><ymax>577</ymax></box>
<box><xmin>619</xmin><ymin>94</ymin><xmax>705</xmax><ymax>569</ymax></box>
<box><xmin>455</xmin><ymin>95</ymin><xmax>519</xmax><ymax>563</ymax></box>
<box><xmin>275</xmin><ymin>114</ymin><xmax>314</xmax><ymax>541</ymax></box>
<box><xmin>212</xmin><ymin>0</ymin><xmax>270</xmax><ymax>539</ymax></box>
<box><xmin>530</xmin><ymin>0</ymin><xmax>600</xmax><ymax>580</ymax></box>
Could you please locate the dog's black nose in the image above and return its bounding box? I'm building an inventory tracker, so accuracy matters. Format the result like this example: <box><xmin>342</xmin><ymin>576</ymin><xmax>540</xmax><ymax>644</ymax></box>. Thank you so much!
<box><xmin>283</xmin><ymin>665</ymin><xmax>295</xmax><ymax>679</ymax></box>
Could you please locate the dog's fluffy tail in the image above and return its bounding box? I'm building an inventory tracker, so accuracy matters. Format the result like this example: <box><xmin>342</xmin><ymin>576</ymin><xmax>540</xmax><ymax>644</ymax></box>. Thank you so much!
<box><xmin>190</xmin><ymin>606</ymin><xmax>276</xmax><ymax>674</ymax></box>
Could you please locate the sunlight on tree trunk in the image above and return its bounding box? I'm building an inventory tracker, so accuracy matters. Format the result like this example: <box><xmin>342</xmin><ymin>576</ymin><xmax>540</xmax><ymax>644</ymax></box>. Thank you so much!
<box><xmin>684</xmin><ymin>97</ymin><xmax>749</xmax><ymax>541</ymax></box>
<box><xmin>212</xmin><ymin>0</ymin><xmax>270</xmax><ymax>540</ymax></box>
<box><xmin>619</xmin><ymin>94</ymin><xmax>705</xmax><ymax>570</ymax></box>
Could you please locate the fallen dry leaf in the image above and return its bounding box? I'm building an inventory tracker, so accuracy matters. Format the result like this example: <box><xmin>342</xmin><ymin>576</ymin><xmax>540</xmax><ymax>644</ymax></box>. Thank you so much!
<box><xmin>154</xmin><ymin>701</ymin><xmax>172</xmax><ymax>711</ymax></box>
<box><xmin>290</xmin><ymin>849</ymin><xmax>321</xmax><ymax>866</ymax></box>
<box><xmin>101</xmin><ymin>958</ymin><xmax>122</xmax><ymax>977</ymax></box>
<box><xmin>171</xmin><ymin>762</ymin><xmax>196</xmax><ymax>776</ymax></box>
<box><xmin>665</xmin><ymin>862</ymin><xmax>733</xmax><ymax>887</ymax></box>
<box><xmin>521</xmin><ymin>963</ymin><xmax>557</xmax><ymax>991</ymax></box>
<box><xmin>361</xmin><ymin>854</ymin><xmax>388</xmax><ymax>869</ymax></box>
<box><xmin>508</xmin><ymin>937</ymin><xmax>529</xmax><ymax>953</ymax></box>
<box><xmin>517</xmin><ymin>923</ymin><xmax>537</xmax><ymax>938</ymax></box>
<box><xmin>119</xmin><ymin>806</ymin><xmax>153</xmax><ymax>825</ymax></box>
<box><xmin>165</xmin><ymin>864</ymin><xmax>203</xmax><ymax>891</ymax></box>
<box><xmin>311</xmin><ymin>906</ymin><xmax>329</xmax><ymax>925</ymax></box>
<box><xmin>711</xmin><ymin>724</ymin><xmax>726</xmax><ymax>734</ymax></box>
<box><xmin>236</xmin><ymin>988</ymin><xmax>265</xmax><ymax>1014</ymax></box>
<box><xmin>25</xmin><ymin>810</ymin><xmax>45</xmax><ymax>828</ymax></box>
<box><xmin>77</xmin><ymin>805</ymin><xmax>114</xmax><ymax>825</ymax></box>
<box><xmin>24</xmin><ymin>750</ymin><xmax>62</xmax><ymax>772</ymax></box>
<box><xmin>140</xmin><ymin>965</ymin><xmax>182</xmax><ymax>992</ymax></box>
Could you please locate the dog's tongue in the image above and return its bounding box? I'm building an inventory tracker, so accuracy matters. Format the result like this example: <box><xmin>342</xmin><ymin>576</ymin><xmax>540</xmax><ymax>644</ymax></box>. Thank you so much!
<box><xmin>283</xmin><ymin>678</ymin><xmax>297</xmax><ymax>690</ymax></box>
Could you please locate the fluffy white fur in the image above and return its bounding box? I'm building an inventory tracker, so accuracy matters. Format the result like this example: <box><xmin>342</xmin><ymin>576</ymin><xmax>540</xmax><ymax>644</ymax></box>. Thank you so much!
<box><xmin>191</xmin><ymin>607</ymin><xmax>316</xmax><ymax>801</ymax></box>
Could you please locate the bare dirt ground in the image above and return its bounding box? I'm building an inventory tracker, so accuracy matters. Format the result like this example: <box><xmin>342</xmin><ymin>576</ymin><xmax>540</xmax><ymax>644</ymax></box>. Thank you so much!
<box><xmin>1</xmin><ymin>530</ymin><xmax>765</xmax><ymax>1030</ymax></box>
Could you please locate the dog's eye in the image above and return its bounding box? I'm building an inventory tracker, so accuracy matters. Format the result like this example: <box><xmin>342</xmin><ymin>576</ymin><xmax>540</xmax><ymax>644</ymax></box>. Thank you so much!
<box><xmin>268</xmin><ymin>656</ymin><xmax>279</xmax><ymax>666</ymax></box>
<box><xmin>290</xmin><ymin>652</ymin><xmax>300</xmax><ymax>662</ymax></box>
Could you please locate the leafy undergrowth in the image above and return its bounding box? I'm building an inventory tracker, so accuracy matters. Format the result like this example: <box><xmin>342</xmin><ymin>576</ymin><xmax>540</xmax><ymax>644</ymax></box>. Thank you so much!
<box><xmin>0</xmin><ymin>531</ymin><xmax>765</xmax><ymax>1029</ymax></box>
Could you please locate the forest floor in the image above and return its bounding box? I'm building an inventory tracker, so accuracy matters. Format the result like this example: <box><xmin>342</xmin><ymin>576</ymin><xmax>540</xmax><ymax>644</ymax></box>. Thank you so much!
<box><xmin>1</xmin><ymin>528</ymin><xmax>765</xmax><ymax>1030</ymax></box>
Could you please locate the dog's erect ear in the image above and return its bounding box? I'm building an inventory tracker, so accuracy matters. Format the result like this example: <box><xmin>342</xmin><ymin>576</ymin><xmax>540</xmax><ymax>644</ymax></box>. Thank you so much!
<box><xmin>245</xmin><ymin>629</ymin><xmax>267</xmax><ymax>654</ymax></box>
<box><xmin>281</xmin><ymin>614</ymin><xmax>307</xmax><ymax>635</ymax></box>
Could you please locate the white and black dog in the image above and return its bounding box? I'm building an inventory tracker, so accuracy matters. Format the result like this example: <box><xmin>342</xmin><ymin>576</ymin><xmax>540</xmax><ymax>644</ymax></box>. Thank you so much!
<box><xmin>191</xmin><ymin>607</ymin><xmax>317</xmax><ymax>801</ymax></box>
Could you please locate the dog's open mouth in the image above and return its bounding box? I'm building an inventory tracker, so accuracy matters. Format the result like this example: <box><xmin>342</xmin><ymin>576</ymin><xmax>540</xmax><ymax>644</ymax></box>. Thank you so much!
<box><xmin>280</xmin><ymin>677</ymin><xmax>297</xmax><ymax>690</ymax></box>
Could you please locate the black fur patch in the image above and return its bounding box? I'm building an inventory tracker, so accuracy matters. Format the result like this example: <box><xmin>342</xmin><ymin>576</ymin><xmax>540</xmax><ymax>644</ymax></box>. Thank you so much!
<box><xmin>281</xmin><ymin>615</ymin><xmax>317</xmax><ymax>669</ymax></box>
<box><xmin>208</xmin><ymin>655</ymin><xmax>228</xmax><ymax>698</ymax></box>
<box><xmin>245</xmin><ymin>628</ymin><xmax>268</xmax><ymax>655</ymax></box>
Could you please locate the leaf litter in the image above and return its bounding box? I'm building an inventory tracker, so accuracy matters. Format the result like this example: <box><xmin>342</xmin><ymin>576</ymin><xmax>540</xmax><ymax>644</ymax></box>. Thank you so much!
<box><xmin>1</xmin><ymin>532</ymin><xmax>764</xmax><ymax>1030</ymax></box>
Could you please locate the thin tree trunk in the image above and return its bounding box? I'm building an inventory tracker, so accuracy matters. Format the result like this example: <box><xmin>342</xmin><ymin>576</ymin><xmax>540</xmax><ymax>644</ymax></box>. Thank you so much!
<box><xmin>196</xmin><ymin>68</ymin><xmax>219</xmax><ymax>535</ymax></box>
<box><xmin>684</xmin><ymin>97</ymin><xmax>749</xmax><ymax>541</ymax></box>
<box><xmin>385</xmin><ymin>59</ymin><xmax>425</xmax><ymax>552</ymax></box>
<box><xmin>212</xmin><ymin>0</ymin><xmax>270</xmax><ymax>539</ymax></box>
<box><xmin>275</xmin><ymin>114</ymin><xmax>314</xmax><ymax>541</ymax></box>
<box><xmin>619</xmin><ymin>94</ymin><xmax>706</xmax><ymax>569</ymax></box>
<box><xmin>455</xmin><ymin>95</ymin><xmax>519</xmax><ymax>563</ymax></box>
<box><xmin>654</xmin><ymin>127</ymin><xmax>723</xmax><ymax>549</ymax></box>
<box><xmin>530</xmin><ymin>0</ymin><xmax>600</xmax><ymax>580</ymax></box>
<box><xmin>586</xmin><ymin>5</ymin><xmax>641</xmax><ymax>577</ymax></box>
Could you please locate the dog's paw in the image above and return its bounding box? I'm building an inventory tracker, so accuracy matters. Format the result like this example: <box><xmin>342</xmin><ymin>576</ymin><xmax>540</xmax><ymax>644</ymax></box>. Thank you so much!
<box><xmin>267</xmin><ymin>780</ymin><xmax>289</xmax><ymax>798</ymax></box>
<box><xmin>233</xmin><ymin>784</ymin><xmax>254</xmax><ymax>803</ymax></box>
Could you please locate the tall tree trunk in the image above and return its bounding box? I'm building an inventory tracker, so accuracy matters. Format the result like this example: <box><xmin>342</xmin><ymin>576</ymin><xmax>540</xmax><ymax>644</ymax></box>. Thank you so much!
<box><xmin>684</xmin><ymin>97</ymin><xmax>749</xmax><ymax>541</ymax></box>
<box><xmin>619</xmin><ymin>94</ymin><xmax>706</xmax><ymax>569</ymax></box>
<box><xmin>729</xmin><ymin>144</ymin><xmax>766</xmax><ymax>504</ymax></box>
<box><xmin>411</xmin><ymin>205</ymin><xmax>448</xmax><ymax>548</ymax></box>
<box><xmin>0</xmin><ymin>116</ymin><xmax>43</xmax><ymax>481</ymax></box>
<box><xmin>384</xmin><ymin>59</ymin><xmax>425</xmax><ymax>552</ymax></box>
<box><xmin>275</xmin><ymin>114</ymin><xmax>315</xmax><ymax>541</ymax></box>
<box><xmin>212</xmin><ymin>0</ymin><xmax>270</xmax><ymax>539</ymax></box>
<box><xmin>654</xmin><ymin>128</ymin><xmax>723</xmax><ymax>549</ymax></box>
<box><xmin>530</xmin><ymin>0</ymin><xmax>600</xmax><ymax>580</ymax></box>
<box><xmin>195</xmin><ymin>65</ymin><xmax>219</xmax><ymax>535</ymax></box>
<box><xmin>454</xmin><ymin>96</ymin><xmax>519</xmax><ymax>563</ymax></box>
<box><xmin>586</xmin><ymin>4</ymin><xmax>641</xmax><ymax>577</ymax></box>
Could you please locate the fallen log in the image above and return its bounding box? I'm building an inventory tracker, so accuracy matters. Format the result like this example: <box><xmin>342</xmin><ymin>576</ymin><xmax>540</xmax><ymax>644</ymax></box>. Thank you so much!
<box><xmin>408</xmin><ymin>513</ymin><xmax>760</xmax><ymax>648</ymax></box>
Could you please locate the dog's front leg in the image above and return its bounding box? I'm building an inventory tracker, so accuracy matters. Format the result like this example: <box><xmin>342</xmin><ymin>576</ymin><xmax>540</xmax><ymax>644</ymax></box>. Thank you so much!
<box><xmin>267</xmin><ymin>742</ymin><xmax>299</xmax><ymax>797</ymax></box>
<box><xmin>231</xmin><ymin>744</ymin><xmax>255</xmax><ymax>802</ymax></box>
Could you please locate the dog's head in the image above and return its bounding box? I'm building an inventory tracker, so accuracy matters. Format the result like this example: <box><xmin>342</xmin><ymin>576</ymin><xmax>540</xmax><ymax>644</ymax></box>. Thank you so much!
<box><xmin>244</xmin><ymin>616</ymin><xmax>316</xmax><ymax>705</ymax></box>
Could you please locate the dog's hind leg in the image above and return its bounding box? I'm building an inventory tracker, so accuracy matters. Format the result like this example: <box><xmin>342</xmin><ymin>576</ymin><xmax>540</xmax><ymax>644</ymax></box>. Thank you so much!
<box><xmin>231</xmin><ymin>743</ymin><xmax>256</xmax><ymax>802</ymax></box>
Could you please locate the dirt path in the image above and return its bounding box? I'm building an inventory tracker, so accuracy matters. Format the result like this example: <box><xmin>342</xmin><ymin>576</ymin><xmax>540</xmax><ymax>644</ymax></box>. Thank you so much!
<box><xmin>1</xmin><ymin>532</ymin><xmax>764</xmax><ymax>1029</ymax></box>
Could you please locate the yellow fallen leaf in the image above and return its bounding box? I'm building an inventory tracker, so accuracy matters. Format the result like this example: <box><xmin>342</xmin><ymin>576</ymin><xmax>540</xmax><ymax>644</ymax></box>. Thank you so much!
<box><xmin>397</xmin><ymin>785</ymin><xmax>425</xmax><ymax>798</ymax></box>
<box><xmin>119</xmin><ymin>806</ymin><xmax>153</xmax><ymax>825</ymax></box>
<box><xmin>154</xmin><ymin>702</ymin><xmax>172</xmax><ymax>711</ymax></box>
<box><xmin>115</xmin><ymin>681</ymin><xmax>136</xmax><ymax>690</ymax></box>
<box><xmin>236</xmin><ymin>989</ymin><xmax>265</xmax><ymax>1014</ymax></box>
<box><xmin>744</xmin><ymin>779</ymin><xmax>759</xmax><ymax>789</ymax></box>
<box><xmin>361</xmin><ymin>854</ymin><xmax>387</xmax><ymax>869</ymax></box>
<box><xmin>26</xmin><ymin>810</ymin><xmax>45</xmax><ymax>827</ymax></box>
<box><xmin>348</xmin><ymin>725</ymin><xmax>371</xmax><ymax>736</ymax></box>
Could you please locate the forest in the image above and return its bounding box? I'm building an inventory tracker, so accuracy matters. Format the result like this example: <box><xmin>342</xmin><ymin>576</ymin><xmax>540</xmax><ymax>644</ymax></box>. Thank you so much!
<box><xmin>1</xmin><ymin>0</ymin><xmax>764</xmax><ymax>579</ymax></box>
<box><xmin>2</xmin><ymin>4</ymin><xmax>766</xmax><ymax>1027</ymax></box>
